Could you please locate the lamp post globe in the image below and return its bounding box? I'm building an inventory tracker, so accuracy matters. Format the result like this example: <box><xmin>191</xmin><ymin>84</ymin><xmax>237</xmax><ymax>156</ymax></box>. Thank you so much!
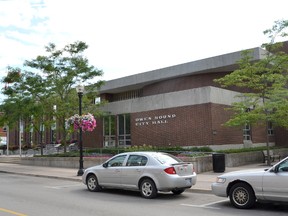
<box><xmin>76</xmin><ymin>84</ymin><xmax>84</xmax><ymax>176</ymax></box>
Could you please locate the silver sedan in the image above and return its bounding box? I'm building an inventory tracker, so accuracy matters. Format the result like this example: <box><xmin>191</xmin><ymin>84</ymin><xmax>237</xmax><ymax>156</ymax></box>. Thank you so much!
<box><xmin>211</xmin><ymin>156</ymin><xmax>288</xmax><ymax>209</ymax></box>
<box><xmin>82</xmin><ymin>151</ymin><xmax>197</xmax><ymax>199</ymax></box>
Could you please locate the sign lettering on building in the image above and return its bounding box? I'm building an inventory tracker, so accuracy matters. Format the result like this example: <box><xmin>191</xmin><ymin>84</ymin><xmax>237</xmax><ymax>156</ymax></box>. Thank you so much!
<box><xmin>135</xmin><ymin>114</ymin><xmax>176</xmax><ymax>126</ymax></box>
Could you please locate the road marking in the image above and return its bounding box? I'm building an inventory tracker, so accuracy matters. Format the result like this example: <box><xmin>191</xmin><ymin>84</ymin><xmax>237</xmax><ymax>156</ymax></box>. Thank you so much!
<box><xmin>181</xmin><ymin>203</ymin><xmax>221</xmax><ymax>210</ymax></box>
<box><xmin>44</xmin><ymin>184</ymin><xmax>82</xmax><ymax>189</ymax></box>
<box><xmin>0</xmin><ymin>208</ymin><xmax>27</xmax><ymax>216</ymax></box>
<box><xmin>204</xmin><ymin>199</ymin><xmax>229</xmax><ymax>206</ymax></box>
<box><xmin>181</xmin><ymin>199</ymin><xmax>228</xmax><ymax>210</ymax></box>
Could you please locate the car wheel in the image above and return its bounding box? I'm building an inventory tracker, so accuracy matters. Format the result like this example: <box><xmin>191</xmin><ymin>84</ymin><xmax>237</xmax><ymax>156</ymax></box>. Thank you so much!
<box><xmin>229</xmin><ymin>182</ymin><xmax>255</xmax><ymax>209</ymax></box>
<box><xmin>140</xmin><ymin>179</ymin><xmax>157</xmax><ymax>199</ymax></box>
<box><xmin>86</xmin><ymin>174</ymin><xmax>102</xmax><ymax>192</ymax></box>
<box><xmin>172</xmin><ymin>189</ymin><xmax>185</xmax><ymax>195</ymax></box>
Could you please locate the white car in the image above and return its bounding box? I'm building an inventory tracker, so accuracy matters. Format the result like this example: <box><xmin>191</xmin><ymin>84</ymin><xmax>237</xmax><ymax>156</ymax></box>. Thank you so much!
<box><xmin>82</xmin><ymin>151</ymin><xmax>197</xmax><ymax>199</ymax></box>
<box><xmin>211</xmin><ymin>156</ymin><xmax>288</xmax><ymax>209</ymax></box>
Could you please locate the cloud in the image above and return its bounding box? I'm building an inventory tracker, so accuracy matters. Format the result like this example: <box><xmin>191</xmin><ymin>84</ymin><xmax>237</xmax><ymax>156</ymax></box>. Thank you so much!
<box><xmin>0</xmin><ymin>0</ymin><xmax>288</xmax><ymax>84</ymax></box>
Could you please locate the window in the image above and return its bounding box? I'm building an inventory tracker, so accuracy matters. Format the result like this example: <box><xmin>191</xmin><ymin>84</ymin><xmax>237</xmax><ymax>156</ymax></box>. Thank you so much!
<box><xmin>153</xmin><ymin>153</ymin><xmax>183</xmax><ymax>164</ymax></box>
<box><xmin>94</xmin><ymin>97</ymin><xmax>101</xmax><ymax>104</ymax></box>
<box><xmin>107</xmin><ymin>155</ymin><xmax>126</xmax><ymax>167</ymax></box>
<box><xmin>243</xmin><ymin>123</ymin><xmax>251</xmax><ymax>140</ymax></box>
<box><xmin>113</xmin><ymin>89</ymin><xmax>142</xmax><ymax>102</ymax></box>
<box><xmin>103</xmin><ymin>116</ymin><xmax>116</xmax><ymax>147</ymax></box>
<box><xmin>278</xmin><ymin>159</ymin><xmax>288</xmax><ymax>172</ymax></box>
<box><xmin>126</xmin><ymin>155</ymin><xmax>148</xmax><ymax>166</ymax></box>
<box><xmin>267</xmin><ymin>121</ymin><xmax>274</xmax><ymax>136</ymax></box>
<box><xmin>118</xmin><ymin>114</ymin><xmax>131</xmax><ymax>147</ymax></box>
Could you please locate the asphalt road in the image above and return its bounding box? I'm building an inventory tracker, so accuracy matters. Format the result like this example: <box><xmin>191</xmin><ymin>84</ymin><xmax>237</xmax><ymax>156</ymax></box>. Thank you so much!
<box><xmin>0</xmin><ymin>173</ymin><xmax>287</xmax><ymax>216</ymax></box>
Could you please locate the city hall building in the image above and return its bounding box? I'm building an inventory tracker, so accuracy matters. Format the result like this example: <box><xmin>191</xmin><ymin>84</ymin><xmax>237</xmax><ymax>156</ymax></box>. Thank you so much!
<box><xmin>87</xmin><ymin>45</ymin><xmax>288</xmax><ymax>150</ymax></box>
<box><xmin>6</xmin><ymin>44</ymin><xmax>288</xmax><ymax>150</ymax></box>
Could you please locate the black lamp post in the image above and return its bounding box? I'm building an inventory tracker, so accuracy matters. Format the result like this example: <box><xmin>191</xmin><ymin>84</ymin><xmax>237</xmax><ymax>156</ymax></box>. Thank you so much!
<box><xmin>76</xmin><ymin>84</ymin><xmax>85</xmax><ymax>176</ymax></box>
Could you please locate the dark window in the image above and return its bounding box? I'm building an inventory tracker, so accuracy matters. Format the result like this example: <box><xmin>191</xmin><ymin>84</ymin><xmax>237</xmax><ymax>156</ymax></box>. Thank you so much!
<box><xmin>118</xmin><ymin>114</ymin><xmax>131</xmax><ymax>147</ymax></box>
<box><xmin>126</xmin><ymin>155</ymin><xmax>148</xmax><ymax>166</ymax></box>
<box><xmin>243</xmin><ymin>123</ymin><xmax>251</xmax><ymax>140</ymax></box>
<box><xmin>107</xmin><ymin>155</ymin><xmax>126</xmax><ymax>167</ymax></box>
<box><xmin>103</xmin><ymin>116</ymin><xmax>116</xmax><ymax>147</ymax></box>
<box><xmin>268</xmin><ymin>121</ymin><xmax>274</xmax><ymax>136</ymax></box>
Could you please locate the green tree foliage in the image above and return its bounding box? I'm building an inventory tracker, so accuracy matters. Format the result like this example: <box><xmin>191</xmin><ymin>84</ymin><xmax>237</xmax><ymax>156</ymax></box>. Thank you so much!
<box><xmin>215</xmin><ymin>20</ymin><xmax>288</xmax><ymax>165</ymax></box>
<box><xmin>1</xmin><ymin>41</ymin><xmax>104</xmax><ymax>152</ymax></box>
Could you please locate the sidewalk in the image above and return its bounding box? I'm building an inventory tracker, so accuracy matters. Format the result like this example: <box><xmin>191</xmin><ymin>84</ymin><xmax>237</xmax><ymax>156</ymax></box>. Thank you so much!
<box><xmin>0</xmin><ymin>162</ymin><xmax>270</xmax><ymax>193</ymax></box>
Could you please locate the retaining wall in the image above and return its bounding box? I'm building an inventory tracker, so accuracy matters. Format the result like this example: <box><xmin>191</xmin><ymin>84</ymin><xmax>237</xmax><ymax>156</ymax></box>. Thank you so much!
<box><xmin>1</xmin><ymin>149</ymin><xmax>288</xmax><ymax>173</ymax></box>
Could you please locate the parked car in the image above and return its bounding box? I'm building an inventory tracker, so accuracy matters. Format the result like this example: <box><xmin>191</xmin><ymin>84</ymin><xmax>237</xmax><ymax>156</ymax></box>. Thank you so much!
<box><xmin>82</xmin><ymin>151</ymin><xmax>197</xmax><ymax>199</ymax></box>
<box><xmin>211</xmin><ymin>156</ymin><xmax>288</xmax><ymax>209</ymax></box>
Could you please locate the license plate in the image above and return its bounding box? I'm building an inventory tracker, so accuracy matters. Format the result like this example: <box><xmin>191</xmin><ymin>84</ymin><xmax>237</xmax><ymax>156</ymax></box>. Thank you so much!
<box><xmin>185</xmin><ymin>178</ymin><xmax>192</xmax><ymax>184</ymax></box>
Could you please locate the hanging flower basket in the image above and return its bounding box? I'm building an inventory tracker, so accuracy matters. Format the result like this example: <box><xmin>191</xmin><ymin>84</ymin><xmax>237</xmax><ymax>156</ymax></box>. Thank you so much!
<box><xmin>66</xmin><ymin>113</ymin><xmax>97</xmax><ymax>132</ymax></box>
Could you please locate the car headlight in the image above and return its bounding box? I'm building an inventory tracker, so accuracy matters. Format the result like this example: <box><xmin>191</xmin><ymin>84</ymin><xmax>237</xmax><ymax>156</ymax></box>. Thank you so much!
<box><xmin>216</xmin><ymin>177</ymin><xmax>226</xmax><ymax>183</ymax></box>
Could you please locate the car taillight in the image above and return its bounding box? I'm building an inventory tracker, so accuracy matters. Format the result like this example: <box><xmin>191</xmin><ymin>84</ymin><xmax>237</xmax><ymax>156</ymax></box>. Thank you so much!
<box><xmin>164</xmin><ymin>167</ymin><xmax>176</xmax><ymax>174</ymax></box>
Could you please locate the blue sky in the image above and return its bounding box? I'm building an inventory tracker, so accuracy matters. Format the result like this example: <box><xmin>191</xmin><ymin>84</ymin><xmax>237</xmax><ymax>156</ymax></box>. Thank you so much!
<box><xmin>1</xmin><ymin>0</ymin><xmax>288</xmax><ymax>101</ymax></box>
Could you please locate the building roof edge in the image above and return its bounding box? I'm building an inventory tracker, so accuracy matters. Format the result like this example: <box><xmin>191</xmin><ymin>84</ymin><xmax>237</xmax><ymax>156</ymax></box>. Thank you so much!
<box><xmin>100</xmin><ymin>47</ymin><xmax>267</xmax><ymax>94</ymax></box>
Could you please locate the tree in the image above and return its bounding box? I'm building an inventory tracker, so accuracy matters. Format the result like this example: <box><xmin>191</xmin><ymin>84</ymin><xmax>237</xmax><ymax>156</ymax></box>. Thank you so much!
<box><xmin>1</xmin><ymin>41</ymin><xmax>104</xmax><ymax>153</ymax></box>
<box><xmin>215</xmin><ymin>20</ymin><xmax>288</xmax><ymax>165</ymax></box>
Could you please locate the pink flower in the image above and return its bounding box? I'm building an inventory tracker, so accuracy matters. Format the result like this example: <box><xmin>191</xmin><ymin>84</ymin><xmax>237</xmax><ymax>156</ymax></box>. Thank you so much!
<box><xmin>66</xmin><ymin>113</ymin><xmax>97</xmax><ymax>132</ymax></box>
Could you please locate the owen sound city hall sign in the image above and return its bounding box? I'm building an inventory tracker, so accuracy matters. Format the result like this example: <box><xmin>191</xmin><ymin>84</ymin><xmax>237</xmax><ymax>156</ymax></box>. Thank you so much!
<box><xmin>134</xmin><ymin>114</ymin><xmax>176</xmax><ymax>126</ymax></box>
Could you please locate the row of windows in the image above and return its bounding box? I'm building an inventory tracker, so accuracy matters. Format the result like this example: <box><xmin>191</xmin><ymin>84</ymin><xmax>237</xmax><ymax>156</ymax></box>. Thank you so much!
<box><xmin>15</xmin><ymin>114</ymin><xmax>274</xmax><ymax>146</ymax></box>
<box><xmin>243</xmin><ymin>122</ymin><xmax>274</xmax><ymax>141</ymax></box>
<box><xmin>112</xmin><ymin>90</ymin><xmax>142</xmax><ymax>102</ymax></box>
<box><xmin>104</xmin><ymin>114</ymin><xmax>274</xmax><ymax>146</ymax></box>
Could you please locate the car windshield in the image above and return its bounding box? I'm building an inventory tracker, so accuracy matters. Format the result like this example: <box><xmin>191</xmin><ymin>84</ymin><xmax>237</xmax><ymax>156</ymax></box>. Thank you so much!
<box><xmin>153</xmin><ymin>153</ymin><xmax>183</xmax><ymax>164</ymax></box>
<box><xmin>278</xmin><ymin>158</ymin><xmax>288</xmax><ymax>172</ymax></box>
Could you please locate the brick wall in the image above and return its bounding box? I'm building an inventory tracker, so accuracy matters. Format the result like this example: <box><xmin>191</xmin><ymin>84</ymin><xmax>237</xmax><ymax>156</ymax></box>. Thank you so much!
<box><xmin>129</xmin><ymin>103</ymin><xmax>277</xmax><ymax>148</ymax></box>
<box><xmin>131</xmin><ymin>104</ymin><xmax>215</xmax><ymax>147</ymax></box>
<box><xmin>141</xmin><ymin>72</ymin><xmax>246</xmax><ymax>97</ymax></box>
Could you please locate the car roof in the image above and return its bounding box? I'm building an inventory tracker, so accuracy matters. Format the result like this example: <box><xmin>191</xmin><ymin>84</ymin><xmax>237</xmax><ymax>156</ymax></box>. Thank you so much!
<box><xmin>118</xmin><ymin>151</ymin><xmax>167</xmax><ymax>156</ymax></box>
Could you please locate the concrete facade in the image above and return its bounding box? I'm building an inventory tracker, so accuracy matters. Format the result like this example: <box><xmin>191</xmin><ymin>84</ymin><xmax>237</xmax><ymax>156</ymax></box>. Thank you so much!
<box><xmin>101</xmin><ymin>86</ymin><xmax>240</xmax><ymax>115</ymax></box>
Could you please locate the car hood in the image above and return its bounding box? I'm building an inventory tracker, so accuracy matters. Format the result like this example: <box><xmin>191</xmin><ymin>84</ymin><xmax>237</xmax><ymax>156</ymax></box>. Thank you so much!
<box><xmin>85</xmin><ymin>164</ymin><xmax>103</xmax><ymax>171</ymax></box>
<box><xmin>218</xmin><ymin>168</ymin><xmax>267</xmax><ymax>178</ymax></box>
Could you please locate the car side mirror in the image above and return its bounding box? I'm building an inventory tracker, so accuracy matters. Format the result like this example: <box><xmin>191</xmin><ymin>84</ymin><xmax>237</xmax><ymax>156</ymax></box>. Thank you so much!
<box><xmin>103</xmin><ymin>163</ymin><xmax>108</xmax><ymax>168</ymax></box>
<box><xmin>268</xmin><ymin>167</ymin><xmax>277</xmax><ymax>173</ymax></box>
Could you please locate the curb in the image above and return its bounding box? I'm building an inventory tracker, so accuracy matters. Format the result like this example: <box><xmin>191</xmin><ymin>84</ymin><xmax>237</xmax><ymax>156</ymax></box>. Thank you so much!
<box><xmin>0</xmin><ymin>170</ymin><xmax>213</xmax><ymax>194</ymax></box>
<box><xmin>0</xmin><ymin>170</ymin><xmax>82</xmax><ymax>182</ymax></box>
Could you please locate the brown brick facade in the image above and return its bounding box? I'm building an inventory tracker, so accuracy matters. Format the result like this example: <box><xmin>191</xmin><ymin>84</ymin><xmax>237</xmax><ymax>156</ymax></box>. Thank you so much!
<box><xmin>130</xmin><ymin>103</ymin><xmax>243</xmax><ymax>147</ymax></box>
<box><xmin>131</xmin><ymin>105</ymin><xmax>210</xmax><ymax>147</ymax></box>
<box><xmin>79</xmin><ymin>101</ymin><xmax>280</xmax><ymax>149</ymax></box>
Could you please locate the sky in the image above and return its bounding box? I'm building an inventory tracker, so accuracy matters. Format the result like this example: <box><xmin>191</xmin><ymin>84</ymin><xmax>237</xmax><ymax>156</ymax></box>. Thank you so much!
<box><xmin>0</xmin><ymin>0</ymin><xmax>288</xmax><ymax>100</ymax></box>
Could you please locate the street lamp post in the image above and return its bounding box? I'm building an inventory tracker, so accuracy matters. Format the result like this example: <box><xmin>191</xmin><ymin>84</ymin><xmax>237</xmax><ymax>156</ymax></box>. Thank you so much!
<box><xmin>76</xmin><ymin>84</ymin><xmax>85</xmax><ymax>176</ymax></box>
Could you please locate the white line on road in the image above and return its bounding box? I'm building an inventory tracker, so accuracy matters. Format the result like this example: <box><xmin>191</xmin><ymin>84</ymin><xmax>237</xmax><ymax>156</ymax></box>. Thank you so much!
<box><xmin>181</xmin><ymin>199</ymin><xmax>228</xmax><ymax>210</ymax></box>
<box><xmin>181</xmin><ymin>203</ymin><xmax>221</xmax><ymax>210</ymax></box>
<box><xmin>44</xmin><ymin>184</ymin><xmax>82</xmax><ymax>189</ymax></box>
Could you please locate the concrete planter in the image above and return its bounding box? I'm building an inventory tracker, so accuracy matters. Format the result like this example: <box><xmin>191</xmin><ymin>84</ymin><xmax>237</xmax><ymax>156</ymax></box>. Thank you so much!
<box><xmin>225</xmin><ymin>151</ymin><xmax>263</xmax><ymax>167</ymax></box>
<box><xmin>20</xmin><ymin>157</ymin><xmax>110</xmax><ymax>169</ymax></box>
<box><xmin>19</xmin><ymin>155</ymin><xmax>213</xmax><ymax>173</ymax></box>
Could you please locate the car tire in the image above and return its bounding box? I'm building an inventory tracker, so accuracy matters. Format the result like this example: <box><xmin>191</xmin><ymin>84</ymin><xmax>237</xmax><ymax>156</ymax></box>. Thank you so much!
<box><xmin>86</xmin><ymin>174</ymin><xmax>102</xmax><ymax>192</ymax></box>
<box><xmin>140</xmin><ymin>179</ymin><xmax>157</xmax><ymax>199</ymax></box>
<box><xmin>172</xmin><ymin>189</ymin><xmax>185</xmax><ymax>195</ymax></box>
<box><xmin>229</xmin><ymin>182</ymin><xmax>255</xmax><ymax>209</ymax></box>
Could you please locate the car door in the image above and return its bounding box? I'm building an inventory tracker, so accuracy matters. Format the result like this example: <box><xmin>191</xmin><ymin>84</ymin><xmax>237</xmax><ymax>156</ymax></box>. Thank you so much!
<box><xmin>262</xmin><ymin>158</ymin><xmax>288</xmax><ymax>202</ymax></box>
<box><xmin>121</xmin><ymin>155</ymin><xmax>148</xmax><ymax>189</ymax></box>
<box><xmin>97</xmin><ymin>154</ymin><xmax>127</xmax><ymax>188</ymax></box>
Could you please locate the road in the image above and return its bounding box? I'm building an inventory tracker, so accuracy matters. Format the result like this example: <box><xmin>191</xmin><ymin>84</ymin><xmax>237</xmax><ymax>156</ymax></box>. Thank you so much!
<box><xmin>0</xmin><ymin>173</ymin><xmax>287</xmax><ymax>216</ymax></box>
